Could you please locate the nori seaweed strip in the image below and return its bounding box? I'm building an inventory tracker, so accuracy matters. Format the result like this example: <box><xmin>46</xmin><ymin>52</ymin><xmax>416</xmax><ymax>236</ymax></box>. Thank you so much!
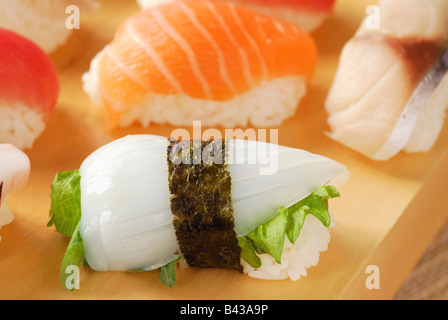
<box><xmin>167</xmin><ymin>139</ymin><xmax>243</xmax><ymax>272</ymax></box>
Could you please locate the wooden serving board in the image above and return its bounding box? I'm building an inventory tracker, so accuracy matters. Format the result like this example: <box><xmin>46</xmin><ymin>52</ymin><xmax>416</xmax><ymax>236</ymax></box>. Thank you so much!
<box><xmin>1</xmin><ymin>0</ymin><xmax>448</xmax><ymax>300</ymax></box>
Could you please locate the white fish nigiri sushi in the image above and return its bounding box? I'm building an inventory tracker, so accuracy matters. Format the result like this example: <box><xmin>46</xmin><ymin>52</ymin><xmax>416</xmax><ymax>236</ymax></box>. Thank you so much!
<box><xmin>48</xmin><ymin>135</ymin><xmax>348</xmax><ymax>288</ymax></box>
<box><xmin>0</xmin><ymin>144</ymin><xmax>31</xmax><ymax>243</ymax></box>
<box><xmin>82</xmin><ymin>0</ymin><xmax>317</xmax><ymax>129</ymax></box>
<box><xmin>325</xmin><ymin>0</ymin><xmax>448</xmax><ymax>161</ymax></box>
<box><xmin>0</xmin><ymin>0</ymin><xmax>98</xmax><ymax>54</ymax></box>
<box><xmin>136</xmin><ymin>0</ymin><xmax>337</xmax><ymax>33</ymax></box>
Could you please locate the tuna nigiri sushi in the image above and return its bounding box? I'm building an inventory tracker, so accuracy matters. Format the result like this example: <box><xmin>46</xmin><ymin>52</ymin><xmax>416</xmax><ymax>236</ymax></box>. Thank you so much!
<box><xmin>136</xmin><ymin>0</ymin><xmax>336</xmax><ymax>33</ymax></box>
<box><xmin>325</xmin><ymin>0</ymin><xmax>448</xmax><ymax>161</ymax></box>
<box><xmin>48</xmin><ymin>135</ymin><xmax>348</xmax><ymax>288</ymax></box>
<box><xmin>82</xmin><ymin>0</ymin><xmax>317</xmax><ymax>129</ymax></box>
<box><xmin>0</xmin><ymin>144</ymin><xmax>30</xmax><ymax>243</ymax></box>
<box><xmin>0</xmin><ymin>0</ymin><xmax>98</xmax><ymax>54</ymax></box>
<box><xmin>0</xmin><ymin>28</ymin><xmax>60</xmax><ymax>149</ymax></box>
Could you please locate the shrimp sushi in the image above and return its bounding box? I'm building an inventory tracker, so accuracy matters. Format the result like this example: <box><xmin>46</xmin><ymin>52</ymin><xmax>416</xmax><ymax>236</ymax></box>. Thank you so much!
<box><xmin>136</xmin><ymin>0</ymin><xmax>336</xmax><ymax>33</ymax></box>
<box><xmin>48</xmin><ymin>135</ymin><xmax>348</xmax><ymax>288</ymax></box>
<box><xmin>0</xmin><ymin>28</ymin><xmax>60</xmax><ymax>149</ymax></box>
<box><xmin>82</xmin><ymin>0</ymin><xmax>318</xmax><ymax>129</ymax></box>
<box><xmin>0</xmin><ymin>0</ymin><xmax>98</xmax><ymax>54</ymax></box>
<box><xmin>325</xmin><ymin>0</ymin><xmax>448</xmax><ymax>161</ymax></box>
<box><xmin>0</xmin><ymin>144</ymin><xmax>30</xmax><ymax>243</ymax></box>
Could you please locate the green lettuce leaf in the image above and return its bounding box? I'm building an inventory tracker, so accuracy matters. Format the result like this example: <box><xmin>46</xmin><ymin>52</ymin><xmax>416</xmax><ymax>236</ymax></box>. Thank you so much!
<box><xmin>238</xmin><ymin>185</ymin><xmax>340</xmax><ymax>268</ymax></box>
<box><xmin>60</xmin><ymin>222</ymin><xmax>84</xmax><ymax>291</ymax></box>
<box><xmin>237</xmin><ymin>237</ymin><xmax>261</xmax><ymax>268</ymax></box>
<box><xmin>158</xmin><ymin>256</ymin><xmax>182</xmax><ymax>288</ymax></box>
<box><xmin>48</xmin><ymin>170</ymin><xmax>84</xmax><ymax>290</ymax></box>
<box><xmin>244</xmin><ymin>207</ymin><xmax>288</xmax><ymax>264</ymax></box>
<box><xmin>126</xmin><ymin>256</ymin><xmax>182</xmax><ymax>288</ymax></box>
<box><xmin>47</xmin><ymin>170</ymin><xmax>82</xmax><ymax>237</ymax></box>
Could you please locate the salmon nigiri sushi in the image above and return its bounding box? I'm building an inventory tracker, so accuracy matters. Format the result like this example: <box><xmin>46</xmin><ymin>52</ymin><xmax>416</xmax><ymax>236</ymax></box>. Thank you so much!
<box><xmin>0</xmin><ymin>28</ymin><xmax>60</xmax><ymax>149</ymax></box>
<box><xmin>137</xmin><ymin>0</ymin><xmax>336</xmax><ymax>33</ymax></box>
<box><xmin>325</xmin><ymin>0</ymin><xmax>448</xmax><ymax>161</ymax></box>
<box><xmin>0</xmin><ymin>144</ymin><xmax>30</xmax><ymax>244</ymax></box>
<box><xmin>82</xmin><ymin>0</ymin><xmax>317</xmax><ymax>129</ymax></box>
<box><xmin>48</xmin><ymin>135</ymin><xmax>348</xmax><ymax>288</ymax></box>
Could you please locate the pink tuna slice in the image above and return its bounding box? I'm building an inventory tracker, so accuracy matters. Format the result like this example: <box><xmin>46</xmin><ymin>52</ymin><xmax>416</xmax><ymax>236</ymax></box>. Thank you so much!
<box><xmin>0</xmin><ymin>28</ymin><xmax>59</xmax><ymax>118</ymax></box>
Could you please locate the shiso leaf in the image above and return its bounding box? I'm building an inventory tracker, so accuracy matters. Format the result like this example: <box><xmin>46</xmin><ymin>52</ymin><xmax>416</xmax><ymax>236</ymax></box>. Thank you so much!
<box><xmin>158</xmin><ymin>256</ymin><xmax>182</xmax><ymax>288</ymax></box>
<box><xmin>238</xmin><ymin>186</ymin><xmax>340</xmax><ymax>268</ymax></box>
<box><xmin>48</xmin><ymin>170</ymin><xmax>82</xmax><ymax>237</ymax></box>
<box><xmin>60</xmin><ymin>222</ymin><xmax>84</xmax><ymax>291</ymax></box>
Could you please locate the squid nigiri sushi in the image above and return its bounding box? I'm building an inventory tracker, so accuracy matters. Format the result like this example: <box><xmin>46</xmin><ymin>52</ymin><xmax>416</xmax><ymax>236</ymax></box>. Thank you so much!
<box><xmin>325</xmin><ymin>0</ymin><xmax>448</xmax><ymax>161</ymax></box>
<box><xmin>0</xmin><ymin>144</ymin><xmax>31</xmax><ymax>243</ymax></box>
<box><xmin>136</xmin><ymin>0</ymin><xmax>336</xmax><ymax>33</ymax></box>
<box><xmin>0</xmin><ymin>28</ymin><xmax>60</xmax><ymax>149</ymax></box>
<box><xmin>82</xmin><ymin>0</ymin><xmax>317</xmax><ymax>129</ymax></box>
<box><xmin>0</xmin><ymin>0</ymin><xmax>98</xmax><ymax>54</ymax></box>
<box><xmin>48</xmin><ymin>135</ymin><xmax>348</xmax><ymax>288</ymax></box>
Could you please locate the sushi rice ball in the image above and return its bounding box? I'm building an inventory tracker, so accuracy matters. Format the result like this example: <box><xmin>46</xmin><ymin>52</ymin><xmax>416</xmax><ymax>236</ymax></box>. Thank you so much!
<box><xmin>0</xmin><ymin>0</ymin><xmax>98</xmax><ymax>54</ymax></box>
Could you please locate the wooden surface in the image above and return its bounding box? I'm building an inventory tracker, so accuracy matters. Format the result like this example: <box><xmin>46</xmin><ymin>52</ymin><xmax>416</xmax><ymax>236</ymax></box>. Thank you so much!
<box><xmin>395</xmin><ymin>220</ymin><xmax>448</xmax><ymax>300</ymax></box>
<box><xmin>1</xmin><ymin>0</ymin><xmax>448</xmax><ymax>300</ymax></box>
